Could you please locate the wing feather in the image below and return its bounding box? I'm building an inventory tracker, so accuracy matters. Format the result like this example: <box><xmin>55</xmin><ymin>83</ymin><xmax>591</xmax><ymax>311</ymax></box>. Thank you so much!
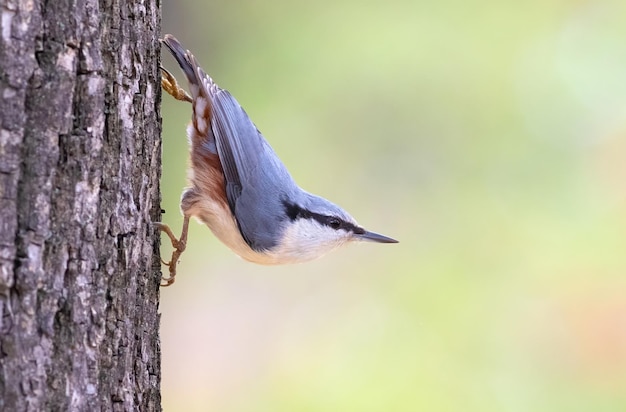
<box><xmin>209</xmin><ymin>89</ymin><xmax>296</xmax><ymax>250</ymax></box>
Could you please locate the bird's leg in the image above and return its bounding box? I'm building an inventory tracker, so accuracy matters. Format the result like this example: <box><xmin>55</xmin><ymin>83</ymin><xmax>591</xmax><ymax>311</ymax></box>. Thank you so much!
<box><xmin>160</xmin><ymin>66</ymin><xmax>192</xmax><ymax>103</ymax></box>
<box><xmin>154</xmin><ymin>216</ymin><xmax>190</xmax><ymax>286</ymax></box>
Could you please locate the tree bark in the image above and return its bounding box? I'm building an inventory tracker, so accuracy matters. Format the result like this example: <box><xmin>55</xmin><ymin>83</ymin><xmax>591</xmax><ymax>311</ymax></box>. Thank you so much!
<box><xmin>0</xmin><ymin>0</ymin><xmax>162</xmax><ymax>411</ymax></box>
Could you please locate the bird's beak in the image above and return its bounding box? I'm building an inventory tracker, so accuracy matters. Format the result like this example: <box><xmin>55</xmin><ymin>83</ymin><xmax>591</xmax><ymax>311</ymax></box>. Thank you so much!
<box><xmin>357</xmin><ymin>230</ymin><xmax>398</xmax><ymax>244</ymax></box>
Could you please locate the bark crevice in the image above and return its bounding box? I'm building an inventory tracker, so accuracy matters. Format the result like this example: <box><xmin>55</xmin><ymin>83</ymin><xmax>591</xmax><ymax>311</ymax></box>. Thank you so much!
<box><xmin>0</xmin><ymin>1</ymin><xmax>162</xmax><ymax>410</ymax></box>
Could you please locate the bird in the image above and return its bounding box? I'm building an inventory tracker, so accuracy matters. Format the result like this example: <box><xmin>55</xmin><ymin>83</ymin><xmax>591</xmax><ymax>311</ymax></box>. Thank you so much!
<box><xmin>157</xmin><ymin>34</ymin><xmax>397</xmax><ymax>286</ymax></box>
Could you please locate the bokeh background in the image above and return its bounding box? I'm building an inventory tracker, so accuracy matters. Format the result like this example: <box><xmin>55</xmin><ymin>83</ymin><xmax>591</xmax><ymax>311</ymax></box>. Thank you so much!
<box><xmin>159</xmin><ymin>1</ymin><xmax>626</xmax><ymax>410</ymax></box>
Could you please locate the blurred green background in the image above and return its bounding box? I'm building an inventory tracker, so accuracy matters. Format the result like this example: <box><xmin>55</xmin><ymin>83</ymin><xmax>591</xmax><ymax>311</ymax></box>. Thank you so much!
<box><xmin>159</xmin><ymin>1</ymin><xmax>626</xmax><ymax>411</ymax></box>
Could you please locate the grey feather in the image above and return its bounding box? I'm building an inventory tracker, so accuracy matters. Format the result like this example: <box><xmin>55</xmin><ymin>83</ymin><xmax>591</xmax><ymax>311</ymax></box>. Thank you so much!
<box><xmin>210</xmin><ymin>89</ymin><xmax>301</xmax><ymax>251</ymax></box>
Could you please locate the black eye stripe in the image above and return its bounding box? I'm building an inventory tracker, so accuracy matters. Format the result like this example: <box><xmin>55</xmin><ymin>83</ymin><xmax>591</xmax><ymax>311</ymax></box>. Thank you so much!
<box><xmin>318</xmin><ymin>215</ymin><xmax>350</xmax><ymax>231</ymax></box>
<box><xmin>328</xmin><ymin>218</ymin><xmax>341</xmax><ymax>229</ymax></box>
<box><xmin>282</xmin><ymin>200</ymin><xmax>362</xmax><ymax>233</ymax></box>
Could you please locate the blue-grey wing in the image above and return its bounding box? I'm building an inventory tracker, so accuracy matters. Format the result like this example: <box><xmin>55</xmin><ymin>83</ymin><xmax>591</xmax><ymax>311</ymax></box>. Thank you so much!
<box><xmin>210</xmin><ymin>89</ymin><xmax>295</xmax><ymax>251</ymax></box>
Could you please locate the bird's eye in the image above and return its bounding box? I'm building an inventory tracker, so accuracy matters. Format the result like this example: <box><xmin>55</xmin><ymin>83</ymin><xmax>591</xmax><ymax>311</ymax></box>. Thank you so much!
<box><xmin>328</xmin><ymin>218</ymin><xmax>341</xmax><ymax>230</ymax></box>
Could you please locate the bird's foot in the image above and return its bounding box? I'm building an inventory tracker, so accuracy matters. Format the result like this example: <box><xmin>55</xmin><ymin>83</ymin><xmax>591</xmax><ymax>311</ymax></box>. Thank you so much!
<box><xmin>160</xmin><ymin>66</ymin><xmax>192</xmax><ymax>103</ymax></box>
<box><xmin>154</xmin><ymin>217</ymin><xmax>190</xmax><ymax>287</ymax></box>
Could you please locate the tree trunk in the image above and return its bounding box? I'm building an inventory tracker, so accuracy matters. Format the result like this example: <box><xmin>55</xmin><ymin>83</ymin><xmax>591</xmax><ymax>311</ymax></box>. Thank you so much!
<box><xmin>0</xmin><ymin>0</ymin><xmax>162</xmax><ymax>410</ymax></box>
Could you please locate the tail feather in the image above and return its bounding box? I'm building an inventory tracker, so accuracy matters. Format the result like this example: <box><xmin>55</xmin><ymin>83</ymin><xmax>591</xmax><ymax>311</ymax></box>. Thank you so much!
<box><xmin>162</xmin><ymin>34</ymin><xmax>221</xmax><ymax>98</ymax></box>
<box><xmin>161</xmin><ymin>34</ymin><xmax>198</xmax><ymax>85</ymax></box>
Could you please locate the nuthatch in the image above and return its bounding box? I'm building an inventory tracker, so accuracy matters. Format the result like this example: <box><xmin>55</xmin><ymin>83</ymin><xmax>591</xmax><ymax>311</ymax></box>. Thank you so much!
<box><xmin>157</xmin><ymin>34</ymin><xmax>397</xmax><ymax>286</ymax></box>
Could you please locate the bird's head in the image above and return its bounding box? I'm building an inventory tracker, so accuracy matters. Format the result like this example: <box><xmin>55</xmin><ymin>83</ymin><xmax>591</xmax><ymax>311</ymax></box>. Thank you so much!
<box><xmin>272</xmin><ymin>195</ymin><xmax>397</xmax><ymax>263</ymax></box>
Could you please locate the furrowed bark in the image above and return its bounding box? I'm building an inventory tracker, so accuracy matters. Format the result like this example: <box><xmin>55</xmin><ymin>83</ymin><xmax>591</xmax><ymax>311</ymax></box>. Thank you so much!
<box><xmin>0</xmin><ymin>0</ymin><xmax>163</xmax><ymax>410</ymax></box>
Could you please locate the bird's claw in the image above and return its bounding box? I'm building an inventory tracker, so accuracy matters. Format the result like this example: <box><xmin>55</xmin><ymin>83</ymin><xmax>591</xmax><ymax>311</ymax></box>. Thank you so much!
<box><xmin>161</xmin><ymin>275</ymin><xmax>176</xmax><ymax>287</ymax></box>
<box><xmin>160</xmin><ymin>66</ymin><xmax>193</xmax><ymax>103</ymax></box>
<box><xmin>154</xmin><ymin>218</ymin><xmax>190</xmax><ymax>287</ymax></box>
